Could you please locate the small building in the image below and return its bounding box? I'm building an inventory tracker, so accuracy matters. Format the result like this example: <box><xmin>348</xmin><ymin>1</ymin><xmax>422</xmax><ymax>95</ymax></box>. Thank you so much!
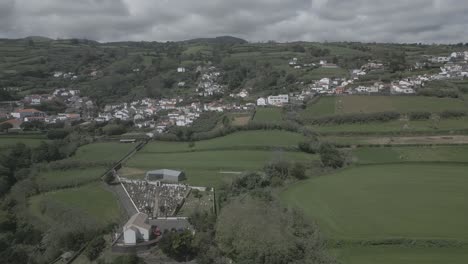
<box><xmin>11</xmin><ymin>108</ymin><xmax>46</xmax><ymax>120</ymax></box>
<box><xmin>256</xmin><ymin>97</ymin><xmax>267</xmax><ymax>106</ymax></box>
<box><xmin>0</xmin><ymin>119</ymin><xmax>22</xmax><ymax>130</ymax></box>
<box><xmin>123</xmin><ymin>213</ymin><xmax>151</xmax><ymax>245</ymax></box>
<box><xmin>177</xmin><ymin>67</ymin><xmax>186</xmax><ymax>73</ymax></box>
<box><xmin>146</xmin><ymin>169</ymin><xmax>185</xmax><ymax>182</ymax></box>
<box><xmin>267</xmin><ymin>94</ymin><xmax>289</xmax><ymax>106</ymax></box>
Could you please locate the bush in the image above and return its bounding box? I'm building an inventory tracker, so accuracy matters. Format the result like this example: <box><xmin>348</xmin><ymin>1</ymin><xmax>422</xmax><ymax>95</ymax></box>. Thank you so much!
<box><xmin>86</xmin><ymin>236</ymin><xmax>106</xmax><ymax>261</ymax></box>
<box><xmin>159</xmin><ymin>230</ymin><xmax>195</xmax><ymax>261</ymax></box>
<box><xmin>408</xmin><ymin>111</ymin><xmax>431</xmax><ymax>121</ymax></box>
<box><xmin>291</xmin><ymin>162</ymin><xmax>307</xmax><ymax>180</ymax></box>
<box><xmin>440</xmin><ymin>110</ymin><xmax>466</xmax><ymax>119</ymax></box>
<box><xmin>298</xmin><ymin>140</ymin><xmax>320</xmax><ymax>154</ymax></box>
<box><xmin>47</xmin><ymin>129</ymin><xmax>70</xmax><ymax>140</ymax></box>
<box><xmin>418</xmin><ymin>89</ymin><xmax>459</xmax><ymax>98</ymax></box>
<box><xmin>102</xmin><ymin>124</ymin><xmax>126</xmax><ymax>136</ymax></box>
<box><xmin>319</xmin><ymin>143</ymin><xmax>345</xmax><ymax>168</ymax></box>
<box><xmin>103</xmin><ymin>171</ymin><xmax>115</xmax><ymax>184</ymax></box>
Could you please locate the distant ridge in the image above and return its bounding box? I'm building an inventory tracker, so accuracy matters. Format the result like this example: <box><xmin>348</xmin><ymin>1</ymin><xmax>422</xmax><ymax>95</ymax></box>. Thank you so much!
<box><xmin>183</xmin><ymin>36</ymin><xmax>248</xmax><ymax>45</ymax></box>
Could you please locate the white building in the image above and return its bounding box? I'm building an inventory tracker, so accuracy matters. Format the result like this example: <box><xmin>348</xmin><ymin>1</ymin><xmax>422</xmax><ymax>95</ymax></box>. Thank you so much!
<box><xmin>256</xmin><ymin>97</ymin><xmax>267</xmax><ymax>106</ymax></box>
<box><xmin>267</xmin><ymin>94</ymin><xmax>289</xmax><ymax>106</ymax></box>
<box><xmin>177</xmin><ymin>67</ymin><xmax>186</xmax><ymax>73</ymax></box>
<box><xmin>123</xmin><ymin>213</ymin><xmax>151</xmax><ymax>245</ymax></box>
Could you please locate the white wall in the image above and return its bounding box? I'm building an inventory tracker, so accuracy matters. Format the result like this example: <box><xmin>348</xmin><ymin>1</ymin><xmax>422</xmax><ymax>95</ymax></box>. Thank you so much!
<box><xmin>123</xmin><ymin>229</ymin><xmax>137</xmax><ymax>245</ymax></box>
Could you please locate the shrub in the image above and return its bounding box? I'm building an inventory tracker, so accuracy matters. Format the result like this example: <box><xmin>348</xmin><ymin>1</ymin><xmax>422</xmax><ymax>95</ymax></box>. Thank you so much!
<box><xmin>440</xmin><ymin>110</ymin><xmax>466</xmax><ymax>119</ymax></box>
<box><xmin>102</xmin><ymin>124</ymin><xmax>126</xmax><ymax>136</ymax></box>
<box><xmin>86</xmin><ymin>236</ymin><xmax>106</xmax><ymax>261</ymax></box>
<box><xmin>298</xmin><ymin>140</ymin><xmax>320</xmax><ymax>154</ymax></box>
<box><xmin>408</xmin><ymin>111</ymin><xmax>431</xmax><ymax>121</ymax></box>
<box><xmin>47</xmin><ymin>129</ymin><xmax>70</xmax><ymax>140</ymax></box>
<box><xmin>291</xmin><ymin>162</ymin><xmax>307</xmax><ymax>180</ymax></box>
<box><xmin>319</xmin><ymin>143</ymin><xmax>345</xmax><ymax>168</ymax></box>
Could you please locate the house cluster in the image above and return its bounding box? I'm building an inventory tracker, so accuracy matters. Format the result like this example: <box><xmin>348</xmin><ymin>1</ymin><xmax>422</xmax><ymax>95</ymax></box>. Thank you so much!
<box><xmin>288</xmin><ymin>57</ymin><xmax>316</xmax><ymax>69</ymax></box>
<box><xmin>351</xmin><ymin>62</ymin><xmax>384</xmax><ymax>78</ymax></box>
<box><xmin>288</xmin><ymin>58</ymin><xmax>338</xmax><ymax>70</ymax></box>
<box><xmin>53</xmin><ymin>71</ymin><xmax>78</xmax><ymax>80</ymax></box>
<box><xmin>0</xmin><ymin>88</ymin><xmax>96</xmax><ymax>129</ymax></box>
<box><xmin>257</xmin><ymin>94</ymin><xmax>289</xmax><ymax>106</ymax></box>
<box><xmin>229</xmin><ymin>89</ymin><xmax>249</xmax><ymax>98</ymax></box>
<box><xmin>96</xmin><ymin>97</ymin><xmax>200</xmax><ymax>131</ymax></box>
<box><xmin>196</xmin><ymin>67</ymin><xmax>225</xmax><ymax>97</ymax></box>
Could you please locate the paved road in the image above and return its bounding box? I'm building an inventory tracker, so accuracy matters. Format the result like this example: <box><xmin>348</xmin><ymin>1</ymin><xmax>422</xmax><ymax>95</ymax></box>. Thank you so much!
<box><xmin>107</xmin><ymin>183</ymin><xmax>138</xmax><ymax>217</ymax></box>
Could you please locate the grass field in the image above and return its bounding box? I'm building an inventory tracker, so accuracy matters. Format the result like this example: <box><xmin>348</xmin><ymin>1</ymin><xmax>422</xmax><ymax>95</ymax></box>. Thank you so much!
<box><xmin>253</xmin><ymin>107</ymin><xmax>283</xmax><ymax>122</ymax></box>
<box><xmin>303</xmin><ymin>67</ymin><xmax>350</xmax><ymax>80</ymax></box>
<box><xmin>142</xmin><ymin>130</ymin><xmax>307</xmax><ymax>153</ymax></box>
<box><xmin>302</xmin><ymin>96</ymin><xmax>466</xmax><ymax>118</ymax></box>
<box><xmin>281</xmin><ymin>164</ymin><xmax>468</xmax><ymax>241</ymax></box>
<box><xmin>29</xmin><ymin>183</ymin><xmax>120</xmax><ymax>227</ymax></box>
<box><xmin>333</xmin><ymin>246</ymin><xmax>468</xmax><ymax>264</ymax></box>
<box><xmin>35</xmin><ymin>166</ymin><xmax>108</xmax><ymax>192</ymax></box>
<box><xmin>310</xmin><ymin>117</ymin><xmax>468</xmax><ymax>133</ymax></box>
<box><xmin>321</xmin><ymin>135</ymin><xmax>468</xmax><ymax>146</ymax></box>
<box><xmin>124</xmin><ymin>150</ymin><xmax>317</xmax><ymax>187</ymax></box>
<box><xmin>71</xmin><ymin>142</ymin><xmax>135</xmax><ymax>163</ymax></box>
<box><xmin>352</xmin><ymin>146</ymin><xmax>468</xmax><ymax>164</ymax></box>
<box><xmin>0</xmin><ymin>135</ymin><xmax>46</xmax><ymax>149</ymax></box>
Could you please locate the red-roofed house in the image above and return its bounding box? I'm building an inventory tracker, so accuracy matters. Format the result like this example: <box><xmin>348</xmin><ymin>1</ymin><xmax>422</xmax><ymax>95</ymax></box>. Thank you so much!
<box><xmin>0</xmin><ymin>119</ymin><xmax>23</xmax><ymax>130</ymax></box>
<box><xmin>11</xmin><ymin>108</ymin><xmax>46</xmax><ymax>121</ymax></box>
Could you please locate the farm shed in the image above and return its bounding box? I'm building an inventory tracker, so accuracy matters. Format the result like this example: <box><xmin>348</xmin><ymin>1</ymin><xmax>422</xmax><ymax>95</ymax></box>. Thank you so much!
<box><xmin>145</xmin><ymin>169</ymin><xmax>185</xmax><ymax>182</ymax></box>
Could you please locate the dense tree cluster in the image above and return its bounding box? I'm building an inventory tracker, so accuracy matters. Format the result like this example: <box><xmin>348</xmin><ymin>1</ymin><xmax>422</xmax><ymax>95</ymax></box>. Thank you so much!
<box><xmin>216</xmin><ymin>196</ymin><xmax>334</xmax><ymax>264</ymax></box>
<box><xmin>318</xmin><ymin>143</ymin><xmax>345</xmax><ymax>169</ymax></box>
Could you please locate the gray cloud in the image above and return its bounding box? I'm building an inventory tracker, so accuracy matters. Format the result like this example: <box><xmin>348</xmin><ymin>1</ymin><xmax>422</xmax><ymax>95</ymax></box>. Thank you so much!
<box><xmin>0</xmin><ymin>0</ymin><xmax>467</xmax><ymax>43</ymax></box>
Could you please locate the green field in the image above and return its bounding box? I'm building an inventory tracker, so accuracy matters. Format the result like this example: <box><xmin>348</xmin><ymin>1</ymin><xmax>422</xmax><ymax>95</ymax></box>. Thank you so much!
<box><xmin>311</xmin><ymin>118</ymin><xmax>468</xmax><ymax>133</ymax></box>
<box><xmin>29</xmin><ymin>183</ymin><xmax>120</xmax><ymax>227</ymax></box>
<box><xmin>352</xmin><ymin>146</ymin><xmax>468</xmax><ymax>164</ymax></box>
<box><xmin>303</xmin><ymin>67</ymin><xmax>350</xmax><ymax>80</ymax></box>
<box><xmin>321</xmin><ymin>134</ymin><xmax>468</xmax><ymax>146</ymax></box>
<box><xmin>0</xmin><ymin>135</ymin><xmax>47</xmax><ymax>149</ymax></box>
<box><xmin>333</xmin><ymin>246</ymin><xmax>468</xmax><ymax>264</ymax></box>
<box><xmin>281</xmin><ymin>164</ymin><xmax>468</xmax><ymax>241</ymax></box>
<box><xmin>35</xmin><ymin>166</ymin><xmax>108</xmax><ymax>192</ymax></box>
<box><xmin>124</xmin><ymin>150</ymin><xmax>317</xmax><ymax>187</ymax></box>
<box><xmin>302</xmin><ymin>96</ymin><xmax>466</xmax><ymax>118</ymax></box>
<box><xmin>253</xmin><ymin>107</ymin><xmax>283</xmax><ymax>122</ymax></box>
<box><xmin>143</xmin><ymin>130</ymin><xmax>307</xmax><ymax>153</ymax></box>
<box><xmin>71</xmin><ymin>142</ymin><xmax>135</xmax><ymax>163</ymax></box>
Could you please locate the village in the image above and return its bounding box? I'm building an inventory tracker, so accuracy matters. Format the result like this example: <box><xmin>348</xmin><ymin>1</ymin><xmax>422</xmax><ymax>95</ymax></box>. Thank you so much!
<box><xmin>1</xmin><ymin>50</ymin><xmax>468</xmax><ymax>134</ymax></box>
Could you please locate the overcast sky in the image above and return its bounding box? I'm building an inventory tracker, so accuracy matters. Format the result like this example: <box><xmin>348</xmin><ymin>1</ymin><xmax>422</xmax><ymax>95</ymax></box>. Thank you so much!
<box><xmin>1</xmin><ymin>0</ymin><xmax>468</xmax><ymax>43</ymax></box>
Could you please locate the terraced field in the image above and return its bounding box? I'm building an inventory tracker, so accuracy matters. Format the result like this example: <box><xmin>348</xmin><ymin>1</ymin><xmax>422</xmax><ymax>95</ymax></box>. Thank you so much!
<box><xmin>121</xmin><ymin>130</ymin><xmax>316</xmax><ymax>187</ymax></box>
<box><xmin>253</xmin><ymin>107</ymin><xmax>283</xmax><ymax>122</ymax></box>
<box><xmin>301</xmin><ymin>96</ymin><xmax>466</xmax><ymax>118</ymax></box>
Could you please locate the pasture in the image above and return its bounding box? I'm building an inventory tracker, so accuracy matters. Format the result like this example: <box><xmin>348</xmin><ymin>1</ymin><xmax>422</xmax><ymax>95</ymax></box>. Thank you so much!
<box><xmin>142</xmin><ymin>130</ymin><xmax>307</xmax><ymax>153</ymax></box>
<box><xmin>333</xmin><ymin>246</ymin><xmax>468</xmax><ymax>264</ymax></box>
<box><xmin>352</xmin><ymin>145</ymin><xmax>468</xmax><ymax>164</ymax></box>
<box><xmin>35</xmin><ymin>166</ymin><xmax>108</xmax><ymax>192</ymax></box>
<box><xmin>281</xmin><ymin>164</ymin><xmax>468</xmax><ymax>241</ymax></box>
<box><xmin>320</xmin><ymin>135</ymin><xmax>468</xmax><ymax>146</ymax></box>
<box><xmin>302</xmin><ymin>67</ymin><xmax>350</xmax><ymax>80</ymax></box>
<box><xmin>310</xmin><ymin>117</ymin><xmax>468</xmax><ymax>133</ymax></box>
<box><xmin>71</xmin><ymin>142</ymin><xmax>135</xmax><ymax>163</ymax></box>
<box><xmin>29</xmin><ymin>183</ymin><xmax>120</xmax><ymax>227</ymax></box>
<box><xmin>0</xmin><ymin>135</ymin><xmax>46</xmax><ymax>149</ymax></box>
<box><xmin>124</xmin><ymin>150</ymin><xmax>317</xmax><ymax>187</ymax></box>
<box><xmin>253</xmin><ymin>107</ymin><xmax>283</xmax><ymax>122</ymax></box>
<box><xmin>301</xmin><ymin>96</ymin><xmax>466</xmax><ymax>118</ymax></box>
